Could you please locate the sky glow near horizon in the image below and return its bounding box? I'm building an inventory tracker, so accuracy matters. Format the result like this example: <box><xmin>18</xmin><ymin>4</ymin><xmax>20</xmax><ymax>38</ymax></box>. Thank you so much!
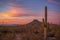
<box><xmin>0</xmin><ymin>0</ymin><xmax>60</xmax><ymax>24</ymax></box>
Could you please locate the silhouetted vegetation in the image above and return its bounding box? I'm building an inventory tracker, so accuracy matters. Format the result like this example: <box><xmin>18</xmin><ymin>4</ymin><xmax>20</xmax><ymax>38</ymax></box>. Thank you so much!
<box><xmin>0</xmin><ymin>20</ymin><xmax>60</xmax><ymax>40</ymax></box>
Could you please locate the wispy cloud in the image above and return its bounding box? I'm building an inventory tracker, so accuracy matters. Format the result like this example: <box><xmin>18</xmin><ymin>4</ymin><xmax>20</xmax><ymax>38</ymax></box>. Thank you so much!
<box><xmin>0</xmin><ymin>0</ymin><xmax>60</xmax><ymax>24</ymax></box>
<box><xmin>0</xmin><ymin>16</ymin><xmax>37</xmax><ymax>24</ymax></box>
<box><xmin>48</xmin><ymin>10</ymin><xmax>60</xmax><ymax>24</ymax></box>
<box><xmin>48</xmin><ymin>0</ymin><xmax>60</xmax><ymax>5</ymax></box>
<box><xmin>0</xmin><ymin>6</ymin><xmax>28</xmax><ymax>18</ymax></box>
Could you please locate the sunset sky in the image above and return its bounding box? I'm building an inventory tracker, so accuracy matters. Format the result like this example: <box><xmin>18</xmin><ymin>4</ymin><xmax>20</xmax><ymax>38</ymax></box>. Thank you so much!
<box><xmin>0</xmin><ymin>0</ymin><xmax>60</xmax><ymax>24</ymax></box>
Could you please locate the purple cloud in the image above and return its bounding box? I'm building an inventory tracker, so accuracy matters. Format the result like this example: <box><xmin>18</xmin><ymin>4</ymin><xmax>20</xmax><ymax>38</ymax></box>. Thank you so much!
<box><xmin>48</xmin><ymin>0</ymin><xmax>60</xmax><ymax>6</ymax></box>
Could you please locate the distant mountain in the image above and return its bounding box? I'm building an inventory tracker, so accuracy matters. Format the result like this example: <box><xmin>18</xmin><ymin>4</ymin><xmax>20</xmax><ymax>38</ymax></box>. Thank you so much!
<box><xmin>0</xmin><ymin>24</ymin><xmax>21</xmax><ymax>26</ymax></box>
<box><xmin>0</xmin><ymin>19</ymin><xmax>59</xmax><ymax>27</ymax></box>
<box><xmin>26</xmin><ymin>19</ymin><xmax>42</xmax><ymax>26</ymax></box>
<box><xmin>28</xmin><ymin>19</ymin><xmax>42</xmax><ymax>24</ymax></box>
<box><xmin>0</xmin><ymin>19</ymin><xmax>42</xmax><ymax>27</ymax></box>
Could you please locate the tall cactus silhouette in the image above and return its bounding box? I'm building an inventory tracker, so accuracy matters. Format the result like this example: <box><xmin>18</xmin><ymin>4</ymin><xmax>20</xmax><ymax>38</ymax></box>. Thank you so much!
<box><xmin>42</xmin><ymin>6</ymin><xmax>47</xmax><ymax>40</ymax></box>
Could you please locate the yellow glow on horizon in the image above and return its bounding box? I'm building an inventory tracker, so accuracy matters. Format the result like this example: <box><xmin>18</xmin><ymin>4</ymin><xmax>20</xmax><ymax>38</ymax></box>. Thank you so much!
<box><xmin>2</xmin><ymin>14</ymin><xmax>12</xmax><ymax>18</ymax></box>
<box><xmin>0</xmin><ymin>6</ymin><xmax>32</xmax><ymax>24</ymax></box>
<box><xmin>0</xmin><ymin>8</ymin><xmax>18</xmax><ymax>18</ymax></box>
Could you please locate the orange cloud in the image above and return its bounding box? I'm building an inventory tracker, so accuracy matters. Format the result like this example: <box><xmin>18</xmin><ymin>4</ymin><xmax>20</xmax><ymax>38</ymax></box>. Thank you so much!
<box><xmin>0</xmin><ymin>17</ymin><xmax>34</xmax><ymax>24</ymax></box>
<box><xmin>0</xmin><ymin>6</ymin><xmax>31</xmax><ymax>24</ymax></box>
<box><xmin>0</xmin><ymin>19</ymin><xmax>26</xmax><ymax>24</ymax></box>
<box><xmin>0</xmin><ymin>6</ymin><xmax>28</xmax><ymax>18</ymax></box>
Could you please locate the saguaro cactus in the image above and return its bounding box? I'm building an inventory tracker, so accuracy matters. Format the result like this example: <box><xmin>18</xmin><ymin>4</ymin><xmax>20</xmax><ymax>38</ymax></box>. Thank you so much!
<box><xmin>45</xmin><ymin>6</ymin><xmax>47</xmax><ymax>27</ymax></box>
<box><xmin>42</xmin><ymin>6</ymin><xmax>47</xmax><ymax>40</ymax></box>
